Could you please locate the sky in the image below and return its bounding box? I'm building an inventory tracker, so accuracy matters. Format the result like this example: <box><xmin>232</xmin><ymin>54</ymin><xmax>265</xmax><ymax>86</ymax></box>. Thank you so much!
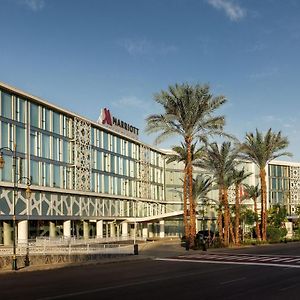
<box><xmin>1</xmin><ymin>0</ymin><xmax>300</xmax><ymax>161</ymax></box>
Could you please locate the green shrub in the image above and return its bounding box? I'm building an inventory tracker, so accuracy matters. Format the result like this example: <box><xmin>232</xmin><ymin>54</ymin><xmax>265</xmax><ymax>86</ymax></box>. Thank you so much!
<box><xmin>267</xmin><ymin>226</ymin><xmax>287</xmax><ymax>243</ymax></box>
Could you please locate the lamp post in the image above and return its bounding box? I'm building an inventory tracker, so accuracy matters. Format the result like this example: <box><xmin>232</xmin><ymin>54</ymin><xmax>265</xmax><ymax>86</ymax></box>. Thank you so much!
<box><xmin>0</xmin><ymin>145</ymin><xmax>32</xmax><ymax>270</ymax></box>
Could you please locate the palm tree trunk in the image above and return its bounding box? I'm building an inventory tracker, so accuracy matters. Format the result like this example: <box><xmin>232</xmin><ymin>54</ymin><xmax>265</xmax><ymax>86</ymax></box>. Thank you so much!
<box><xmin>183</xmin><ymin>168</ymin><xmax>189</xmax><ymax>238</ymax></box>
<box><xmin>260</xmin><ymin>168</ymin><xmax>267</xmax><ymax>241</ymax></box>
<box><xmin>223</xmin><ymin>189</ymin><xmax>230</xmax><ymax>246</ymax></box>
<box><xmin>186</xmin><ymin>136</ymin><xmax>196</xmax><ymax>247</ymax></box>
<box><xmin>218</xmin><ymin>187</ymin><xmax>224</xmax><ymax>243</ymax></box>
<box><xmin>235</xmin><ymin>184</ymin><xmax>240</xmax><ymax>245</ymax></box>
<box><xmin>229</xmin><ymin>220</ymin><xmax>235</xmax><ymax>245</ymax></box>
<box><xmin>253</xmin><ymin>196</ymin><xmax>261</xmax><ymax>240</ymax></box>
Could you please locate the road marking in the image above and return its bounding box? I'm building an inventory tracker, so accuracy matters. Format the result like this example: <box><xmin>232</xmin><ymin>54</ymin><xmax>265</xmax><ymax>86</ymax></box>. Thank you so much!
<box><xmin>156</xmin><ymin>257</ymin><xmax>300</xmax><ymax>269</ymax></box>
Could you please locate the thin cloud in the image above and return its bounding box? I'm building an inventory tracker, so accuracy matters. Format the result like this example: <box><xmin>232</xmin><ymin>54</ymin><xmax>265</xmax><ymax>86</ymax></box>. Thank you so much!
<box><xmin>249</xmin><ymin>68</ymin><xmax>279</xmax><ymax>80</ymax></box>
<box><xmin>246</xmin><ymin>42</ymin><xmax>266</xmax><ymax>53</ymax></box>
<box><xmin>117</xmin><ymin>38</ymin><xmax>177</xmax><ymax>56</ymax></box>
<box><xmin>18</xmin><ymin>0</ymin><xmax>45</xmax><ymax>11</ymax></box>
<box><xmin>206</xmin><ymin>0</ymin><xmax>246</xmax><ymax>21</ymax></box>
<box><xmin>112</xmin><ymin>96</ymin><xmax>146</xmax><ymax>108</ymax></box>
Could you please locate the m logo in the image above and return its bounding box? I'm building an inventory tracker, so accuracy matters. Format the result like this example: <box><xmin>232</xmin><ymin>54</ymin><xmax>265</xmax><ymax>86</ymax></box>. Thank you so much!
<box><xmin>101</xmin><ymin>108</ymin><xmax>112</xmax><ymax>126</ymax></box>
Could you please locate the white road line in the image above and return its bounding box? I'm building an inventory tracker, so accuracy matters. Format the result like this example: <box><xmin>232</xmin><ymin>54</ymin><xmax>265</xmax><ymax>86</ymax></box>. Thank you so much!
<box><xmin>155</xmin><ymin>258</ymin><xmax>300</xmax><ymax>269</ymax></box>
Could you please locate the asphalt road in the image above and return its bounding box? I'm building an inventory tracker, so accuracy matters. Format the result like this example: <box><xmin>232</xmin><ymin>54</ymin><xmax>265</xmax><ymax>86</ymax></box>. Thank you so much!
<box><xmin>1</xmin><ymin>241</ymin><xmax>300</xmax><ymax>300</ymax></box>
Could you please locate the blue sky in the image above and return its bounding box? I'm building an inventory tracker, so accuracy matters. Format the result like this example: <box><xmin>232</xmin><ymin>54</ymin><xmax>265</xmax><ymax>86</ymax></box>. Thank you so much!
<box><xmin>1</xmin><ymin>0</ymin><xmax>300</xmax><ymax>161</ymax></box>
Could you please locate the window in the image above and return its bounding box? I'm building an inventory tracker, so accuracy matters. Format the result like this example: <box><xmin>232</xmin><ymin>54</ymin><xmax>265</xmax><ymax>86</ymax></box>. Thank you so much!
<box><xmin>1</xmin><ymin>92</ymin><xmax>12</xmax><ymax>119</ymax></box>
<box><xmin>30</xmin><ymin>103</ymin><xmax>39</xmax><ymax>127</ymax></box>
<box><xmin>16</xmin><ymin>98</ymin><xmax>25</xmax><ymax>123</ymax></box>
<box><xmin>1</xmin><ymin>122</ymin><xmax>9</xmax><ymax>148</ymax></box>
<box><xmin>62</xmin><ymin>140</ymin><xmax>69</xmax><ymax>163</ymax></box>
<box><xmin>53</xmin><ymin>164</ymin><xmax>61</xmax><ymax>188</ymax></box>
<box><xmin>1</xmin><ymin>155</ymin><xmax>12</xmax><ymax>181</ymax></box>
<box><xmin>103</xmin><ymin>132</ymin><xmax>108</xmax><ymax>150</ymax></box>
<box><xmin>104</xmin><ymin>175</ymin><xmax>109</xmax><ymax>193</ymax></box>
<box><xmin>42</xmin><ymin>134</ymin><xmax>50</xmax><ymax>159</ymax></box>
<box><xmin>30</xmin><ymin>160</ymin><xmax>39</xmax><ymax>185</ymax></box>
<box><xmin>42</xmin><ymin>108</ymin><xmax>51</xmax><ymax>131</ymax></box>
<box><xmin>53</xmin><ymin>112</ymin><xmax>60</xmax><ymax>134</ymax></box>
<box><xmin>42</xmin><ymin>162</ymin><xmax>50</xmax><ymax>186</ymax></box>
<box><xmin>16</xmin><ymin>126</ymin><xmax>25</xmax><ymax>153</ymax></box>
<box><xmin>53</xmin><ymin>137</ymin><xmax>60</xmax><ymax>161</ymax></box>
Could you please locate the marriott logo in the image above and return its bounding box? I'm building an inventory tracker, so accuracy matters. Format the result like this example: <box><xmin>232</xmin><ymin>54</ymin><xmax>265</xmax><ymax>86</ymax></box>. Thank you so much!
<box><xmin>98</xmin><ymin>108</ymin><xmax>139</xmax><ymax>138</ymax></box>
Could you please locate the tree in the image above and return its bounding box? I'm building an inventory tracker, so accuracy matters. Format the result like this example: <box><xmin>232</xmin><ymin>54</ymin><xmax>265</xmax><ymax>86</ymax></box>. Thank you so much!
<box><xmin>197</xmin><ymin>141</ymin><xmax>240</xmax><ymax>246</ymax></box>
<box><xmin>232</xmin><ymin>168</ymin><xmax>251</xmax><ymax>245</ymax></box>
<box><xmin>146</xmin><ymin>83</ymin><xmax>227</xmax><ymax>246</ymax></box>
<box><xmin>240</xmin><ymin>129</ymin><xmax>292</xmax><ymax>241</ymax></box>
<box><xmin>244</xmin><ymin>184</ymin><xmax>261</xmax><ymax>240</ymax></box>
<box><xmin>166</xmin><ymin>142</ymin><xmax>204</xmax><ymax>238</ymax></box>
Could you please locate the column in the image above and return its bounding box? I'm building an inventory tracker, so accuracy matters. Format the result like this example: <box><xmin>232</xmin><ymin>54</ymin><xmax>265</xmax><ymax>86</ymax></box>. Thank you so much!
<box><xmin>17</xmin><ymin>220</ymin><xmax>28</xmax><ymax>245</ymax></box>
<box><xmin>159</xmin><ymin>220</ymin><xmax>165</xmax><ymax>238</ymax></box>
<box><xmin>3</xmin><ymin>221</ymin><xmax>12</xmax><ymax>245</ymax></box>
<box><xmin>0</xmin><ymin>222</ymin><xmax>3</xmax><ymax>244</ymax></box>
<box><xmin>63</xmin><ymin>220</ymin><xmax>71</xmax><ymax>238</ymax></box>
<box><xmin>49</xmin><ymin>221</ymin><xmax>56</xmax><ymax>239</ymax></box>
<box><xmin>110</xmin><ymin>222</ymin><xmax>116</xmax><ymax>238</ymax></box>
<box><xmin>142</xmin><ymin>223</ymin><xmax>148</xmax><ymax>239</ymax></box>
<box><xmin>96</xmin><ymin>220</ymin><xmax>103</xmax><ymax>238</ymax></box>
<box><xmin>130</xmin><ymin>224</ymin><xmax>135</xmax><ymax>240</ymax></box>
<box><xmin>122</xmin><ymin>222</ymin><xmax>128</xmax><ymax>238</ymax></box>
<box><xmin>83</xmin><ymin>221</ymin><xmax>89</xmax><ymax>240</ymax></box>
<box><xmin>148</xmin><ymin>223</ymin><xmax>154</xmax><ymax>238</ymax></box>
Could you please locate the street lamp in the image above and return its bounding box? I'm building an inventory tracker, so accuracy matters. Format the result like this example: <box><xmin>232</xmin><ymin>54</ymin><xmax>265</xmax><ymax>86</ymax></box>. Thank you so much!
<box><xmin>0</xmin><ymin>145</ymin><xmax>32</xmax><ymax>270</ymax></box>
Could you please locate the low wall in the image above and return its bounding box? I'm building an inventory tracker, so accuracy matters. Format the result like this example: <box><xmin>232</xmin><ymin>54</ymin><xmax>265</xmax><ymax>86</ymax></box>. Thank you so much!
<box><xmin>0</xmin><ymin>253</ymin><xmax>133</xmax><ymax>271</ymax></box>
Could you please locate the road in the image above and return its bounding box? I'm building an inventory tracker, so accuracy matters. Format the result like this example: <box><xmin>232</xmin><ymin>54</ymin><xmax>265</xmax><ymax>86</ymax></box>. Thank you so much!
<box><xmin>1</xmin><ymin>241</ymin><xmax>300</xmax><ymax>300</ymax></box>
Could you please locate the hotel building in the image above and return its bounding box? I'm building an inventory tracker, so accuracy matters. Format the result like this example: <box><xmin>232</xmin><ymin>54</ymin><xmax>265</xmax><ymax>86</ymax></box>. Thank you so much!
<box><xmin>0</xmin><ymin>81</ymin><xmax>299</xmax><ymax>245</ymax></box>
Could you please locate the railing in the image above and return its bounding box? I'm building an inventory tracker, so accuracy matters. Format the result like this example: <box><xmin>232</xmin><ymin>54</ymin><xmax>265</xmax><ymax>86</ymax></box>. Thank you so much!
<box><xmin>0</xmin><ymin>236</ymin><xmax>146</xmax><ymax>256</ymax></box>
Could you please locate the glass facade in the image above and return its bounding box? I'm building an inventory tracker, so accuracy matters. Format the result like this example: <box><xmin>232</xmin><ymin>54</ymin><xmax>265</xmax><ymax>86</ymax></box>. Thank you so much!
<box><xmin>0</xmin><ymin>85</ymin><xmax>164</xmax><ymax>203</ymax></box>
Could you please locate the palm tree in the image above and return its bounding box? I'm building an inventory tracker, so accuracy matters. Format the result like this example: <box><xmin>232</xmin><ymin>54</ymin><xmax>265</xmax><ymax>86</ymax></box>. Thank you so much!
<box><xmin>166</xmin><ymin>142</ymin><xmax>204</xmax><ymax>238</ymax></box>
<box><xmin>146</xmin><ymin>83</ymin><xmax>227</xmax><ymax>245</ymax></box>
<box><xmin>240</xmin><ymin>129</ymin><xmax>292</xmax><ymax>241</ymax></box>
<box><xmin>244</xmin><ymin>184</ymin><xmax>261</xmax><ymax>240</ymax></box>
<box><xmin>197</xmin><ymin>142</ymin><xmax>240</xmax><ymax>246</ymax></box>
<box><xmin>232</xmin><ymin>168</ymin><xmax>251</xmax><ymax>245</ymax></box>
<box><xmin>192</xmin><ymin>174</ymin><xmax>214</xmax><ymax>239</ymax></box>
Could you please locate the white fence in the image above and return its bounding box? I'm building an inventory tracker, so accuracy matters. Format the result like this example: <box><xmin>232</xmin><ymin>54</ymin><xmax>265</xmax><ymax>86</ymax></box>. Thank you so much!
<box><xmin>0</xmin><ymin>236</ymin><xmax>145</xmax><ymax>256</ymax></box>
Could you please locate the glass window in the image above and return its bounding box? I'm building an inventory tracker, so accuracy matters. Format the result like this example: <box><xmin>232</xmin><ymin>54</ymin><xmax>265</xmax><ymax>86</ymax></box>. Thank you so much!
<box><xmin>53</xmin><ymin>164</ymin><xmax>61</xmax><ymax>187</ymax></box>
<box><xmin>16</xmin><ymin>98</ymin><xmax>26</xmax><ymax>123</ymax></box>
<box><xmin>123</xmin><ymin>159</ymin><xmax>127</xmax><ymax>176</ymax></box>
<box><xmin>97</xmin><ymin>151</ymin><xmax>102</xmax><ymax>170</ymax></box>
<box><xmin>62</xmin><ymin>140</ymin><xmax>69</xmax><ymax>163</ymax></box>
<box><xmin>42</xmin><ymin>162</ymin><xmax>50</xmax><ymax>186</ymax></box>
<box><xmin>53</xmin><ymin>112</ymin><xmax>60</xmax><ymax>134</ymax></box>
<box><xmin>42</xmin><ymin>134</ymin><xmax>50</xmax><ymax>159</ymax></box>
<box><xmin>16</xmin><ymin>126</ymin><xmax>25</xmax><ymax>153</ymax></box>
<box><xmin>42</xmin><ymin>108</ymin><xmax>51</xmax><ymax>131</ymax></box>
<box><xmin>1</xmin><ymin>92</ymin><xmax>12</xmax><ymax>119</ymax></box>
<box><xmin>30</xmin><ymin>160</ymin><xmax>39</xmax><ymax>185</ymax></box>
<box><xmin>111</xmin><ymin>155</ymin><xmax>115</xmax><ymax>173</ymax></box>
<box><xmin>30</xmin><ymin>103</ymin><xmax>39</xmax><ymax>127</ymax></box>
<box><xmin>1</xmin><ymin>122</ymin><xmax>9</xmax><ymax>148</ymax></box>
<box><xmin>91</xmin><ymin>129</ymin><xmax>94</xmax><ymax>146</ymax></box>
<box><xmin>116</xmin><ymin>138</ymin><xmax>121</xmax><ymax>154</ymax></box>
<box><xmin>103</xmin><ymin>132</ymin><xmax>108</xmax><ymax>150</ymax></box>
<box><xmin>104</xmin><ymin>175</ymin><xmax>109</xmax><ymax>193</ymax></box>
<box><xmin>63</xmin><ymin>116</ymin><xmax>69</xmax><ymax>137</ymax></box>
<box><xmin>1</xmin><ymin>154</ymin><xmax>12</xmax><ymax>181</ymax></box>
<box><xmin>128</xmin><ymin>142</ymin><xmax>132</xmax><ymax>157</ymax></box>
<box><xmin>30</xmin><ymin>130</ymin><xmax>38</xmax><ymax>156</ymax></box>
<box><xmin>53</xmin><ymin>137</ymin><xmax>59</xmax><ymax>161</ymax></box>
<box><xmin>91</xmin><ymin>172</ymin><xmax>95</xmax><ymax>192</ymax></box>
